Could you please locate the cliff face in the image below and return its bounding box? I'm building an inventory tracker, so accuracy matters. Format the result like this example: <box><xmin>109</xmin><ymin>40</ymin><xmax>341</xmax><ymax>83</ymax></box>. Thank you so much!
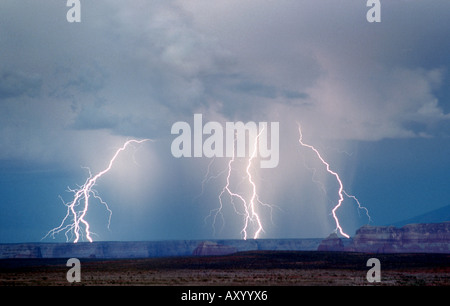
<box><xmin>0</xmin><ymin>238</ymin><xmax>322</xmax><ymax>259</ymax></box>
<box><xmin>0</xmin><ymin>241</ymin><xmax>200</xmax><ymax>259</ymax></box>
<box><xmin>317</xmin><ymin>233</ymin><xmax>344</xmax><ymax>251</ymax></box>
<box><xmin>192</xmin><ymin>241</ymin><xmax>237</xmax><ymax>256</ymax></box>
<box><xmin>318</xmin><ymin>222</ymin><xmax>450</xmax><ymax>253</ymax></box>
<box><xmin>0</xmin><ymin>244</ymin><xmax>42</xmax><ymax>258</ymax></box>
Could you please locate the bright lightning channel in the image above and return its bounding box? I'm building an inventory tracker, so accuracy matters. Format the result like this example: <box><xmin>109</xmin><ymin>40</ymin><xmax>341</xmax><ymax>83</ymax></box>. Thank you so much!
<box><xmin>43</xmin><ymin>139</ymin><xmax>150</xmax><ymax>243</ymax></box>
<box><xmin>297</xmin><ymin>124</ymin><xmax>371</xmax><ymax>238</ymax></box>
<box><xmin>207</xmin><ymin>129</ymin><xmax>272</xmax><ymax>240</ymax></box>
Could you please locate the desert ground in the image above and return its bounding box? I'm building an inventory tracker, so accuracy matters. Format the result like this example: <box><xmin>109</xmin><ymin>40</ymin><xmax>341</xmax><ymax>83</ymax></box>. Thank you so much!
<box><xmin>0</xmin><ymin>251</ymin><xmax>449</xmax><ymax>286</ymax></box>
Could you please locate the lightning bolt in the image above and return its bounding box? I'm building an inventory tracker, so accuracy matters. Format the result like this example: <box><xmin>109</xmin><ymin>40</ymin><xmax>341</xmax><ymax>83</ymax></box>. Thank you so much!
<box><xmin>43</xmin><ymin>139</ymin><xmax>150</xmax><ymax>243</ymax></box>
<box><xmin>242</xmin><ymin>129</ymin><xmax>265</xmax><ymax>240</ymax></box>
<box><xmin>297</xmin><ymin>124</ymin><xmax>371</xmax><ymax>238</ymax></box>
<box><xmin>206</xmin><ymin>128</ymin><xmax>272</xmax><ymax>240</ymax></box>
<box><xmin>194</xmin><ymin>157</ymin><xmax>228</xmax><ymax>202</ymax></box>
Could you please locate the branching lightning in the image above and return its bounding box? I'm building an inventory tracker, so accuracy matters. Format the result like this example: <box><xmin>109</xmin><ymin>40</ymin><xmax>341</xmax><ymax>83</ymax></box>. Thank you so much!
<box><xmin>43</xmin><ymin>139</ymin><xmax>150</xmax><ymax>243</ymax></box>
<box><xmin>297</xmin><ymin>124</ymin><xmax>371</xmax><ymax>238</ymax></box>
<box><xmin>206</xmin><ymin>129</ymin><xmax>273</xmax><ymax>240</ymax></box>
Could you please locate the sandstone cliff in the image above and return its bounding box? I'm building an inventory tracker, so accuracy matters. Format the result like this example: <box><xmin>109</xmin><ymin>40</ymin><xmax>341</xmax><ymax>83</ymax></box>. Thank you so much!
<box><xmin>317</xmin><ymin>233</ymin><xmax>344</xmax><ymax>251</ymax></box>
<box><xmin>318</xmin><ymin>222</ymin><xmax>450</xmax><ymax>253</ymax></box>
<box><xmin>0</xmin><ymin>238</ymin><xmax>322</xmax><ymax>259</ymax></box>
<box><xmin>192</xmin><ymin>241</ymin><xmax>237</xmax><ymax>256</ymax></box>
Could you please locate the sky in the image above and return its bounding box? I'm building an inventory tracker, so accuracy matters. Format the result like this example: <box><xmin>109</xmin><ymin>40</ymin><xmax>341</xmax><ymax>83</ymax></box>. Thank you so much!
<box><xmin>0</xmin><ymin>0</ymin><xmax>449</xmax><ymax>243</ymax></box>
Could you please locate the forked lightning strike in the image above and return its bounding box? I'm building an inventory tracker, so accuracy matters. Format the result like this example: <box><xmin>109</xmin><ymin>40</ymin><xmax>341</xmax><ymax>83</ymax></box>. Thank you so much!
<box><xmin>43</xmin><ymin>139</ymin><xmax>150</xmax><ymax>243</ymax></box>
<box><xmin>297</xmin><ymin>124</ymin><xmax>371</xmax><ymax>238</ymax></box>
<box><xmin>242</xmin><ymin>128</ymin><xmax>266</xmax><ymax>240</ymax></box>
<box><xmin>208</xmin><ymin>129</ymin><xmax>272</xmax><ymax>240</ymax></box>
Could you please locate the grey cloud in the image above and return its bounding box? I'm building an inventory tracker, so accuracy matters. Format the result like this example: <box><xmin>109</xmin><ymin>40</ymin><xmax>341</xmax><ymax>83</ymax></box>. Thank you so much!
<box><xmin>227</xmin><ymin>79</ymin><xmax>308</xmax><ymax>101</ymax></box>
<box><xmin>179</xmin><ymin>0</ymin><xmax>450</xmax><ymax>140</ymax></box>
<box><xmin>1</xmin><ymin>0</ymin><xmax>449</xmax><ymax>145</ymax></box>
<box><xmin>0</xmin><ymin>71</ymin><xmax>42</xmax><ymax>99</ymax></box>
<box><xmin>64</xmin><ymin>65</ymin><xmax>107</xmax><ymax>95</ymax></box>
<box><xmin>70</xmin><ymin>100</ymin><xmax>119</xmax><ymax>131</ymax></box>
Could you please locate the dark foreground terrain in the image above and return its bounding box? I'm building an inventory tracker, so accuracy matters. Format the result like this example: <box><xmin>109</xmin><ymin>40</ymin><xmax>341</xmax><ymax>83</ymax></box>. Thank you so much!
<box><xmin>0</xmin><ymin>251</ymin><xmax>449</xmax><ymax>286</ymax></box>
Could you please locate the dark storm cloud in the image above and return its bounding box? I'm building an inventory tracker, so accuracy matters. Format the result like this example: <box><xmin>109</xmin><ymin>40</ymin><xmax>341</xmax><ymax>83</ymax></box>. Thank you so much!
<box><xmin>0</xmin><ymin>71</ymin><xmax>42</xmax><ymax>99</ymax></box>
<box><xmin>2</xmin><ymin>0</ymin><xmax>447</xmax><ymax>142</ymax></box>
<box><xmin>178</xmin><ymin>0</ymin><xmax>450</xmax><ymax>140</ymax></box>
<box><xmin>0</xmin><ymin>0</ymin><xmax>449</xmax><ymax>165</ymax></box>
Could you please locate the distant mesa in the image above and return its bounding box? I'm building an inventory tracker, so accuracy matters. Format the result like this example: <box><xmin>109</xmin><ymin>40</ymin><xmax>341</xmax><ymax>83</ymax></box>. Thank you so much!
<box><xmin>192</xmin><ymin>241</ymin><xmax>237</xmax><ymax>256</ymax></box>
<box><xmin>0</xmin><ymin>238</ymin><xmax>322</xmax><ymax>259</ymax></box>
<box><xmin>0</xmin><ymin>244</ymin><xmax>42</xmax><ymax>259</ymax></box>
<box><xmin>317</xmin><ymin>233</ymin><xmax>344</xmax><ymax>252</ymax></box>
<box><xmin>318</xmin><ymin>222</ymin><xmax>450</xmax><ymax>253</ymax></box>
